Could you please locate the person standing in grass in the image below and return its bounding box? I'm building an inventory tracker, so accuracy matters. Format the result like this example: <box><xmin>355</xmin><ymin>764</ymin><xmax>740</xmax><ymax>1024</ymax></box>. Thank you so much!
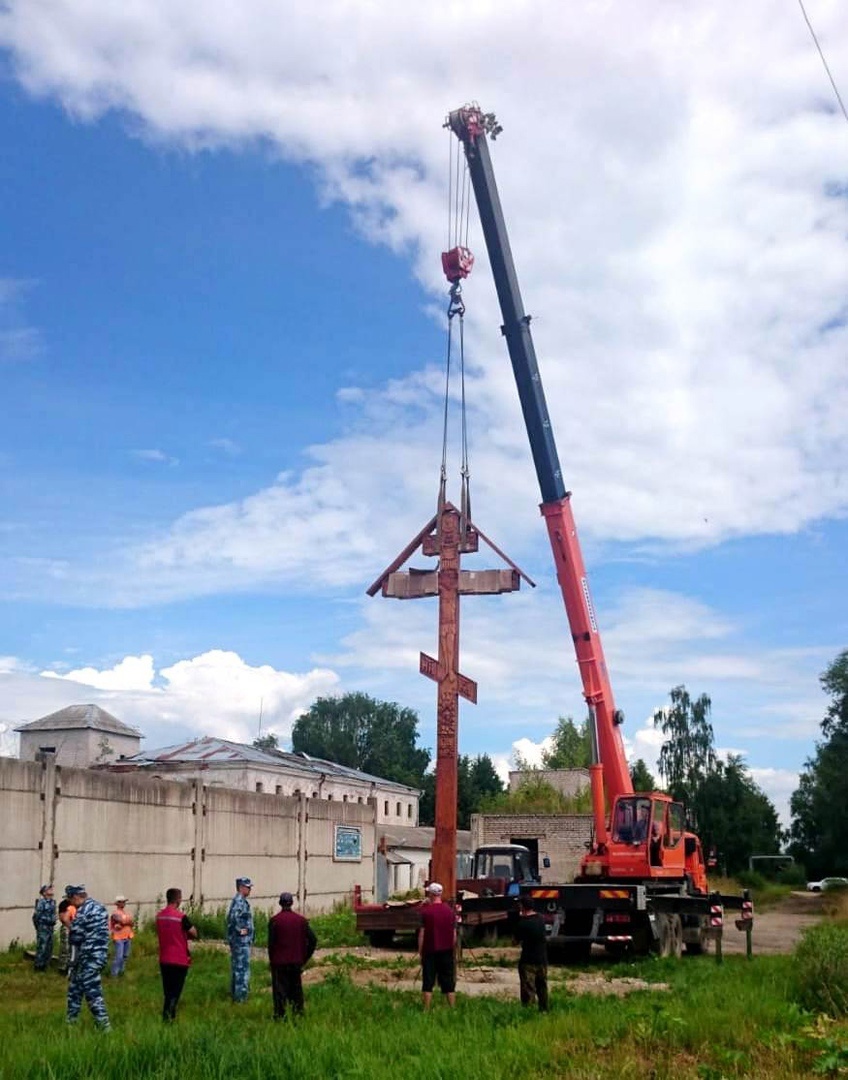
<box><xmin>417</xmin><ymin>882</ymin><xmax>457</xmax><ymax>1011</ymax></box>
<box><xmin>267</xmin><ymin>891</ymin><xmax>317</xmax><ymax>1020</ymax></box>
<box><xmin>513</xmin><ymin>893</ymin><xmax>549</xmax><ymax>1012</ymax></box>
<box><xmin>109</xmin><ymin>895</ymin><xmax>134</xmax><ymax>977</ymax></box>
<box><xmin>57</xmin><ymin>886</ymin><xmax>77</xmax><ymax>975</ymax></box>
<box><xmin>32</xmin><ymin>884</ymin><xmax>56</xmax><ymax>972</ymax></box>
<box><xmin>156</xmin><ymin>888</ymin><xmax>198</xmax><ymax>1021</ymax></box>
<box><xmin>227</xmin><ymin>876</ymin><xmax>254</xmax><ymax>1003</ymax></box>
<box><xmin>66</xmin><ymin>885</ymin><xmax>111</xmax><ymax>1032</ymax></box>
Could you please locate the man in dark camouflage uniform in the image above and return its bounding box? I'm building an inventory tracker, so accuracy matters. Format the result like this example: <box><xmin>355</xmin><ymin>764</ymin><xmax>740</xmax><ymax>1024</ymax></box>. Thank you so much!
<box><xmin>32</xmin><ymin>884</ymin><xmax>56</xmax><ymax>971</ymax></box>
<box><xmin>66</xmin><ymin>885</ymin><xmax>111</xmax><ymax>1031</ymax></box>
<box><xmin>226</xmin><ymin>876</ymin><xmax>254</xmax><ymax>1003</ymax></box>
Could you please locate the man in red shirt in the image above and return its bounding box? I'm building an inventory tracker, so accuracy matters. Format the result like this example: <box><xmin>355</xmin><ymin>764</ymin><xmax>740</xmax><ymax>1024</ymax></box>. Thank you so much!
<box><xmin>267</xmin><ymin>891</ymin><xmax>317</xmax><ymax>1019</ymax></box>
<box><xmin>155</xmin><ymin>888</ymin><xmax>198</xmax><ymax>1022</ymax></box>
<box><xmin>417</xmin><ymin>882</ymin><xmax>456</xmax><ymax>1010</ymax></box>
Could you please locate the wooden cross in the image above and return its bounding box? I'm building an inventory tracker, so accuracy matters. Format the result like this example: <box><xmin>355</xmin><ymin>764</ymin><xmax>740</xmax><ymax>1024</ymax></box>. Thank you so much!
<box><xmin>367</xmin><ymin>502</ymin><xmax>532</xmax><ymax>899</ymax></box>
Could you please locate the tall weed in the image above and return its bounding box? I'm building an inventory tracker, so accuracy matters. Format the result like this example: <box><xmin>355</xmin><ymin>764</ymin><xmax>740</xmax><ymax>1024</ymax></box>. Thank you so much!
<box><xmin>793</xmin><ymin>922</ymin><xmax>848</xmax><ymax>1017</ymax></box>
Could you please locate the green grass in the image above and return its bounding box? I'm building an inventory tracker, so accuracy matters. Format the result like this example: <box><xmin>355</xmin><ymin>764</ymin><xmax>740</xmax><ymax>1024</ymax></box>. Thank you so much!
<box><xmin>3</xmin><ymin>940</ymin><xmax>848</xmax><ymax>1078</ymax></box>
<box><xmin>171</xmin><ymin>900</ymin><xmax>365</xmax><ymax>949</ymax></box>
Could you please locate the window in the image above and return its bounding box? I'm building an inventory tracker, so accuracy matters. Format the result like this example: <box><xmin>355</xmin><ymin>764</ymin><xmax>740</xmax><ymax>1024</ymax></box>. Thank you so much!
<box><xmin>396</xmin><ymin>802</ymin><xmax>401</xmax><ymax>816</ymax></box>
<box><xmin>293</xmin><ymin>788</ymin><xmax>301</xmax><ymax>797</ymax></box>
<box><xmin>275</xmin><ymin>785</ymin><xmax>283</xmax><ymax>795</ymax></box>
<box><xmin>343</xmin><ymin>794</ymin><xmax>348</xmax><ymax>803</ymax></box>
<box><xmin>407</xmin><ymin>804</ymin><xmax>412</xmax><ymax>819</ymax></box>
<box><xmin>327</xmin><ymin>793</ymin><xmax>333</xmax><ymax>801</ymax></box>
<box><xmin>312</xmin><ymin>792</ymin><xmax>318</xmax><ymax>799</ymax></box>
<box><xmin>384</xmin><ymin>800</ymin><xmax>389</xmax><ymax>815</ymax></box>
<box><xmin>255</xmin><ymin>782</ymin><xmax>264</xmax><ymax>793</ymax></box>
<box><xmin>358</xmin><ymin>796</ymin><xmax>363</xmax><ymax>805</ymax></box>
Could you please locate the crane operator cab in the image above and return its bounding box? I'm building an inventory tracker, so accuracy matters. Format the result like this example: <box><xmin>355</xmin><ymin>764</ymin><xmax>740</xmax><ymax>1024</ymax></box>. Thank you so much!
<box><xmin>603</xmin><ymin>794</ymin><xmax>689</xmax><ymax>882</ymax></box>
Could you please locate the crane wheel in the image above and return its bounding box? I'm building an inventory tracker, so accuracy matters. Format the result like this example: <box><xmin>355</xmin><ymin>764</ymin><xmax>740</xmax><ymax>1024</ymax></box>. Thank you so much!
<box><xmin>656</xmin><ymin>912</ymin><xmax>683</xmax><ymax>958</ymax></box>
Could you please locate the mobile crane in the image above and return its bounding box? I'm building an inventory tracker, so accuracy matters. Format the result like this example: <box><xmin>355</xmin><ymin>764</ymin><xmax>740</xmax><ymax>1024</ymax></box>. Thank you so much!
<box><xmin>446</xmin><ymin>105</ymin><xmax>750</xmax><ymax>957</ymax></box>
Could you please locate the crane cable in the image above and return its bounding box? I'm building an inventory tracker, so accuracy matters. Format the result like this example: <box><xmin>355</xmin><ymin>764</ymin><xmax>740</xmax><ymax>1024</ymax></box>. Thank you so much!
<box><xmin>438</xmin><ymin>134</ymin><xmax>473</xmax><ymax>540</ymax></box>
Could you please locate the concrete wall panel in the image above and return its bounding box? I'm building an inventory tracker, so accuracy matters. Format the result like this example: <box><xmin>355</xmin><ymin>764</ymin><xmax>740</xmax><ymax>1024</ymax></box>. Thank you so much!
<box><xmin>0</xmin><ymin>756</ymin><xmax>379</xmax><ymax>945</ymax></box>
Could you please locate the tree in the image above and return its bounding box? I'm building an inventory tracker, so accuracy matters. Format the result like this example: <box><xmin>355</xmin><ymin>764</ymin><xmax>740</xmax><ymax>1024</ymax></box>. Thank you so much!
<box><xmin>629</xmin><ymin>758</ymin><xmax>656</xmax><ymax>792</ymax></box>
<box><xmin>653</xmin><ymin>685</ymin><xmax>717</xmax><ymax>805</ymax></box>
<box><xmin>691</xmin><ymin>755</ymin><xmax>781</xmax><ymax>875</ymax></box>
<box><xmin>291</xmin><ymin>692</ymin><xmax>430</xmax><ymax>788</ymax></box>
<box><xmin>789</xmin><ymin>650</ymin><xmax>848</xmax><ymax>877</ymax></box>
<box><xmin>653</xmin><ymin>683</ymin><xmax>782</xmax><ymax>868</ymax></box>
<box><xmin>252</xmin><ymin>732</ymin><xmax>279</xmax><ymax>754</ymax></box>
<box><xmin>419</xmin><ymin>754</ymin><xmax>505</xmax><ymax>828</ymax></box>
<box><xmin>481</xmin><ymin>774</ymin><xmax>592</xmax><ymax>815</ymax></box>
<box><xmin>541</xmin><ymin>716</ymin><xmax>592</xmax><ymax>770</ymax></box>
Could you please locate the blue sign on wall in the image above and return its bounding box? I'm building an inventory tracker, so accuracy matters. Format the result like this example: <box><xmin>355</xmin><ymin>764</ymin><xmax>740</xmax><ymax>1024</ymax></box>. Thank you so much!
<box><xmin>334</xmin><ymin>825</ymin><xmax>362</xmax><ymax>862</ymax></box>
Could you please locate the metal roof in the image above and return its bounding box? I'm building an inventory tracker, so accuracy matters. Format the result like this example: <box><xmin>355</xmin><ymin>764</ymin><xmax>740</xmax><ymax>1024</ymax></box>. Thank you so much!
<box><xmin>380</xmin><ymin>825</ymin><xmax>473</xmax><ymax>851</ymax></box>
<box><xmin>119</xmin><ymin>735</ymin><xmax>420</xmax><ymax>794</ymax></box>
<box><xmin>15</xmin><ymin>704</ymin><xmax>142</xmax><ymax>738</ymax></box>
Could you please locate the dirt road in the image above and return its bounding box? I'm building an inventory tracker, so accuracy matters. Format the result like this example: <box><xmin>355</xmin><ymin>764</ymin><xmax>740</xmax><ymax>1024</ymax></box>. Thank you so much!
<box><xmin>720</xmin><ymin>890</ymin><xmax>821</xmax><ymax>955</ymax></box>
<box><xmin>304</xmin><ymin>892</ymin><xmax>822</xmax><ymax>1000</ymax></box>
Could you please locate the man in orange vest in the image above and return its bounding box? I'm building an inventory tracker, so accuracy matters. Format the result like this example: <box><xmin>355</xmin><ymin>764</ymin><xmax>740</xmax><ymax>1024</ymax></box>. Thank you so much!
<box><xmin>110</xmin><ymin>895</ymin><xmax>134</xmax><ymax>976</ymax></box>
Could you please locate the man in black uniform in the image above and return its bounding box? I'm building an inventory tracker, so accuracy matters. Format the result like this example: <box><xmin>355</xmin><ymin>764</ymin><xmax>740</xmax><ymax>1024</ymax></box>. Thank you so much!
<box><xmin>513</xmin><ymin>893</ymin><xmax>549</xmax><ymax>1012</ymax></box>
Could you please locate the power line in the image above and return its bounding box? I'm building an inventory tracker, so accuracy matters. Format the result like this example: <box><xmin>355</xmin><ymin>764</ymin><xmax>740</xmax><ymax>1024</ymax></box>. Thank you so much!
<box><xmin>797</xmin><ymin>0</ymin><xmax>848</xmax><ymax>126</ymax></box>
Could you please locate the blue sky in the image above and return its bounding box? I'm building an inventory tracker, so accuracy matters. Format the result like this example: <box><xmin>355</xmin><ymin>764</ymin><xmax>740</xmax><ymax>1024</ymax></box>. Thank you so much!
<box><xmin>1</xmin><ymin>1</ymin><xmax>846</xmax><ymax>825</ymax></box>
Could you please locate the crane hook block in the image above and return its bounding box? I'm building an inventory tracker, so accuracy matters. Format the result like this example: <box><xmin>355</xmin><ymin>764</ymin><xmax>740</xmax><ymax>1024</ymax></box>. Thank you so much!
<box><xmin>442</xmin><ymin>246</ymin><xmax>474</xmax><ymax>284</ymax></box>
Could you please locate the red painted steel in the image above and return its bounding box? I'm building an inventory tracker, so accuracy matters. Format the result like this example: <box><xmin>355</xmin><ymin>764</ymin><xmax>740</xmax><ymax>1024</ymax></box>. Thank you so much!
<box><xmin>539</xmin><ymin>497</ymin><xmax>632</xmax><ymax>808</ymax></box>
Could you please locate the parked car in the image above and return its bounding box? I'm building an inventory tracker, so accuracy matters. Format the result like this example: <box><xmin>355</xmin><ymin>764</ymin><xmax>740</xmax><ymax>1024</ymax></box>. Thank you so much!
<box><xmin>806</xmin><ymin>876</ymin><xmax>848</xmax><ymax>892</ymax></box>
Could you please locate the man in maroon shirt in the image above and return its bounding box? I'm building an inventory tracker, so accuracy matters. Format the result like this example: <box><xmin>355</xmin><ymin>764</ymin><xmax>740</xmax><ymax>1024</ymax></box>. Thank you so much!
<box><xmin>417</xmin><ymin>882</ymin><xmax>456</xmax><ymax>1010</ymax></box>
<box><xmin>155</xmin><ymin>888</ymin><xmax>198</xmax><ymax>1022</ymax></box>
<box><xmin>267</xmin><ymin>891</ymin><xmax>317</xmax><ymax>1019</ymax></box>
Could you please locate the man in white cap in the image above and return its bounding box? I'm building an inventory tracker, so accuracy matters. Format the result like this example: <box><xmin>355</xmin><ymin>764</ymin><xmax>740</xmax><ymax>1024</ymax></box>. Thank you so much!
<box><xmin>417</xmin><ymin>882</ymin><xmax>456</xmax><ymax>1010</ymax></box>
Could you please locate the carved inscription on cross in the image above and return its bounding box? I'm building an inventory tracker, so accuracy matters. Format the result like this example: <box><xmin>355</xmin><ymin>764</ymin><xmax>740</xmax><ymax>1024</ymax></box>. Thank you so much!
<box><xmin>367</xmin><ymin>502</ymin><xmax>531</xmax><ymax>900</ymax></box>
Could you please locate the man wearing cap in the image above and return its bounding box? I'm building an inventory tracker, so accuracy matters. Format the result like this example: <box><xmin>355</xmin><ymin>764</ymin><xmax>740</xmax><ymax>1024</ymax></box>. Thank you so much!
<box><xmin>110</xmin><ymin>895</ymin><xmax>134</xmax><ymax>977</ymax></box>
<box><xmin>32</xmin><ymin>884</ymin><xmax>56</xmax><ymax>972</ymax></box>
<box><xmin>417</xmin><ymin>882</ymin><xmax>457</xmax><ymax>1010</ymax></box>
<box><xmin>267</xmin><ymin>891</ymin><xmax>317</xmax><ymax>1020</ymax></box>
<box><xmin>66</xmin><ymin>885</ymin><xmax>111</xmax><ymax>1031</ymax></box>
<box><xmin>57</xmin><ymin>886</ymin><xmax>78</xmax><ymax>975</ymax></box>
<box><xmin>226</xmin><ymin>877</ymin><xmax>254</xmax><ymax>1003</ymax></box>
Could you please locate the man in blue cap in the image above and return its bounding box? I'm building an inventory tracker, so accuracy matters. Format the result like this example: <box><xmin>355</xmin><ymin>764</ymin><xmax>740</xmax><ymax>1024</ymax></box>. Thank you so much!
<box><xmin>267</xmin><ymin>891</ymin><xmax>317</xmax><ymax>1019</ymax></box>
<box><xmin>32</xmin><ymin>884</ymin><xmax>56</xmax><ymax>971</ymax></box>
<box><xmin>226</xmin><ymin>877</ymin><xmax>254</xmax><ymax>1003</ymax></box>
<box><xmin>65</xmin><ymin>885</ymin><xmax>111</xmax><ymax>1031</ymax></box>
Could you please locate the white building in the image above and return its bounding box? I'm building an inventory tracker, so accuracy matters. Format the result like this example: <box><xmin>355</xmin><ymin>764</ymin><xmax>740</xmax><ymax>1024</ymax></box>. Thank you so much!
<box><xmin>15</xmin><ymin>704</ymin><xmax>142</xmax><ymax>768</ymax></box>
<box><xmin>109</xmin><ymin>735</ymin><xmax>421</xmax><ymax>827</ymax></box>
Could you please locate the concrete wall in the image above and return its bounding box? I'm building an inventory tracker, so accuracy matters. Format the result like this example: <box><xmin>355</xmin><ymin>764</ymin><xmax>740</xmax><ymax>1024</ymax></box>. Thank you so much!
<box><xmin>0</xmin><ymin>754</ymin><xmax>377</xmax><ymax>948</ymax></box>
<box><xmin>471</xmin><ymin>812</ymin><xmax>594</xmax><ymax>883</ymax></box>
<box><xmin>508</xmin><ymin>768</ymin><xmax>590</xmax><ymax>797</ymax></box>
<box><xmin>19</xmin><ymin>729</ymin><xmax>141</xmax><ymax>769</ymax></box>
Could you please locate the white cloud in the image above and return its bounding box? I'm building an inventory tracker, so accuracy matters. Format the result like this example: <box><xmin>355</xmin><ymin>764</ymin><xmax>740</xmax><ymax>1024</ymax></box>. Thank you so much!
<box><xmin>0</xmin><ymin>2</ymin><xmax>844</xmax><ymax>606</ymax></box>
<box><xmin>132</xmin><ymin>448</ymin><xmax>178</xmax><ymax>466</ymax></box>
<box><xmin>42</xmin><ymin>655</ymin><xmax>156</xmax><ymax>692</ymax></box>
<box><xmin>209</xmin><ymin>438</ymin><xmax>242</xmax><ymax>456</ymax></box>
<box><xmin>11</xmin><ymin>650</ymin><xmax>340</xmax><ymax>748</ymax></box>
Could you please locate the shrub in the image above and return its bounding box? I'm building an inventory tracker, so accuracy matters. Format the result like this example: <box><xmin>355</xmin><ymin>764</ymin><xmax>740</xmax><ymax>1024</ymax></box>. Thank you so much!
<box><xmin>794</xmin><ymin>922</ymin><xmax>848</xmax><ymax>1017</ymax></box>
<box><xmin>736</xmin><ymin>870</ymin><xmax>766</xmax><ymax>891</ymax></box>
